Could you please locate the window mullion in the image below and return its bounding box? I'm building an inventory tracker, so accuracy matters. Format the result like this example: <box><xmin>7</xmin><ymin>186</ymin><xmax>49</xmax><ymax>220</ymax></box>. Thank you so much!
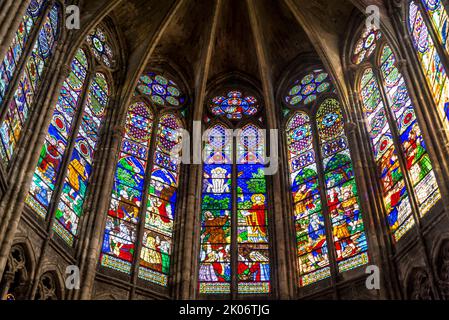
<box><xmin>310</xmin><ymin>111</ymin><xmax>340</xmax><ymax>297</ymax></box>
<box><xmin>45</xmin><ymin>69</ymin><xmax>96</xmax><ymax>234</ymax></box>
<box><xmin>231</xmin><ymin>129</ymin><xmax>238</xmax><ymax>299</ymax></box>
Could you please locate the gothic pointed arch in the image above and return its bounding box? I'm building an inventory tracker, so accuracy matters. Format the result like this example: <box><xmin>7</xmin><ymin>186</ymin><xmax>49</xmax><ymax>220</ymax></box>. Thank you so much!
<box><xmin>24</xmin><ymin>20</ymin><xmax>122</xmax><ymax>248</ymax></box>
<box><xmin>281</xmin><ymin>66</ymin><xmax>369</xmax><ymax>289</ymax></box>
<box><xmin>348</xmin><ymin>22</ymin><xmax>441</xmax><ymax>243</ymax></box>
<box><xmin>0</xmin><ymin>243</ymin><xmax>34</xmax><ymax>300</ymax></box>
<box><xmin>406</xmin><ymin>267</ymin><xmax>434</xmax><ymax>300</ymax></box>
<box><xmin>34</xmin><ymin>270</ymin><xmax>63</xmax><ymax>300</ymax></box>
<box><xmin>198</xmin><ymin>80</ymin><xmax>272</xmax><ymax>297</ymax></box>
<box><xmin>99</xmin><ymin>66</ymin><xmax>189</xmax><ymax>292</ymax></box>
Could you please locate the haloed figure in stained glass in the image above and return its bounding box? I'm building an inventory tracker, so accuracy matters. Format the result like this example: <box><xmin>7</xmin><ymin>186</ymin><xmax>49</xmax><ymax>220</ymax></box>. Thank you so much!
<box><xmin>26</xmin><ymin>25</ymin><xmax>114</xmax><ymax>246</ymax></box>
<box><xmin>199</xmin><ymin>90</ymin><xmax>271</xmax><ymax>295</ymax></box>
<box><xmin>352</xmin><ymin>22</ymin><xmax>440</xmax><ymax>243</ymax></box>
<box><xmin>100</xmin><ymin>71</ymin><xmax>186</xmax><ymax>287</ymax></box>
<box><xmin>284</xmin><ymin>69</ymin><xmax>368</xmax><ymax>288</ymax></box>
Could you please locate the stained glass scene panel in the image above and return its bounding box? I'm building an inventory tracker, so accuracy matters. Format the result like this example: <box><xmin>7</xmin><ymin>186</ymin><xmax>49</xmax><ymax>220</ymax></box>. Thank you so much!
<box><xmin>0</xmin><ymin>3</ymin><xmax>59</xmax><ymax>163</ymax></box>
<box><xmin>317</xmin><ymin>98</ymin><xmax>368</xmax><ymax>273</ymax></box>
<box><xmin>286</xmin><ymin>112</ymin><xmax>330</xmax><ymax>287</ymax></box>
<box><xmin>101</xmin><ymin>102</ymin><xmax>153</xmax><ymax>274</ymax></box>
<box><xmin>409</xmin><ymin>1</ymin><xmax>449</xmax><ymax>128</ymax></box>
<box><xmin>53</xmin><ymin>73</ymin><xmax>109</xmax><ymax>246</ymax></box>
<box><xmin>0</xmin><ymin>0</ymin><xmax>45</xmax><ymax>106</ymax></box>
<box><xmin>379</xmin><ymin>45</ymin><xmax>440</xmax><ymax>217</ymax></box>
<box><xmin>360</xmin><ymin>68</ymin><xmax>414</xmax><ymax>242</ymax></box>
<box><xmin>26</xmin><ymin>49</ymin><xmax>88</xmax><ymax>220</ymax></box>
<box><xmin>139</xmin><ymin>113</ymin><xmax>183</xmax><ymax>287</ymax></box>
<box><xmin>237</xmin><ymin>124</ymin><xmax>270</xmax><ymax>294</ymax></box>
<box><xmin>199</xmin><ymin>124</ymin><xmax>232</xmax><ymax>294</ymax></box>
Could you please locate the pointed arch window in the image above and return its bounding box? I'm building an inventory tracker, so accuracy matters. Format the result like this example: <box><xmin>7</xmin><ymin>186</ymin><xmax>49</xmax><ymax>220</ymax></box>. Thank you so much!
<box><xmin>199</xmin><ymin>90</ymin><xmax>271</xmax><ymax>295</ymax></box>
<box><xmin>100</xmin><ymin>72</ymin><xmax>187</xmax><ymax>288</ymax></box>
<box><xmin>283</xmin><ymin>70</ymin><xmax>368</xmax><ymax>287</ymax></box>
<box><xmin>25</xmin><ymin>25</ymin><xmax>116</xmax><ymax>247</ymax></box>
<box><xmin>351</xmin><ymin>25</ymin><xmax>441</xmax><ymax>242</ymax></box>
<box><xmin>408</xmin><ymin>0</ymin><xmax>449</xmax><ymax>128</ymax></box>
<box><xmin>0</xmin><ymin>1</ymin><xmax>60</xmax><ymax>164</ymax></box>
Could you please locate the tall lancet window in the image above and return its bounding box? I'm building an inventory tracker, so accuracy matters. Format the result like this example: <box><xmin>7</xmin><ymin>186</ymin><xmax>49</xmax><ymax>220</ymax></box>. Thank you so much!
<box><xmin>351</xmin><ymin>25</ymin><xmax>440</xmax><ymax>242</ymax></box>
<box><xmin>26</xmin><ymin>25</ymin><xmax>116</xmax><ymax>246</ymax></box>
<box><xmin>100</xmin><ymin>72</ymin><xmax>187</xmax><ymax>288</ymax></box>
<box><xmin>0</xmin><ymin>0</ymin><xmax>60</xmax><ymax>164</ymax></box>
<box><xmin>283</xmin><ymin>69</ymin><xmax>368</xmax><ymax>287</ymax></box>
<box><xmin>199</xmin><ymin>90</ymin><xmax>271</xmax><ymax>296</ymax></box>
<box><xmin>408</xmin><ymin>0</ymin><xmax>449</xmax><ymax>129</ymax></box>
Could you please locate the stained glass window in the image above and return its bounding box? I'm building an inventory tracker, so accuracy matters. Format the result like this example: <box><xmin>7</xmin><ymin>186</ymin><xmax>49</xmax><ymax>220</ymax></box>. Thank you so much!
<box><xmin>422</xmin><ymin>0</ymin><xmax>449</xmax><ymax>52</ymax></box>
<box><xmin>25</xmin><ymin>23</ymin><xmax>117</xmax><ymax>247</ymax></box>
<box><xmin>26</xmin><ymin>49</ymin><xmax>89</xmax><ymax>220</ymax></box>
<box><xmin>199</xmin><ymin>122</ymin><xmax>271</xmax><ymax>295</ymax></box>
<box><xmin>101</xmin><ymin>102</ymin><xmax>154</xmax><ymax>274</ymax></box>
<box><xmin>360</xmin><ymin>68</ymin><xmax>414</xmax><ymax>242</ymax></box>
<box><xmin>409</xmin><ymin>0</ymin><xmax>449</xmax><ymax>128</ymax></box>
<box><xmin>352</xmin><ymin>26</ymin><xmax>382</xmax><ymax>65</ymax></box>
<box><xmin>52</xmin><ymin>72</ymin><xmax>109</xmax><ymax>245</ymax></box>
<box><xmin>101</xmin><ymin>71</ymin><xmax>186</xmax><ymax>288</ymax></box>
<box><xmin>317</xmin><ymin>98</ymin><xmax>368</xmax><ymax>272</ymax></box>
<box><xmin>286</xmin><ymin>112</ymin><xmax>330</xmax><ymax>287</ymax></box>
<box><xmin>0</xmin><ymin>2</ymin><xmax>60</xmax><ymax>163</ymax></box>
<box><xmin>379</xmin><ymin>46</ymin><xmax>440</xmax><ymax>217</ymax></box>
<box><xmin>284</xmin><ymin>69</ymin><xmax>333</xmax><ymax>108</ymax></box>
<box><xmin>86</xmin><ymin>27</ymin><xmax>114</xmax><ymax>68</ymax></box>
<box><xmin>210</xmin><ymin>91</ymin><xmax>259</xmax><ymax>120</ymax></box>
<box><xmin>139</xmin><ymin>113</ymin><xmax>183</xmax><ymax>286</ymax></box>
<box><xmin>284</xmin><ymin>71</ymin><xmax>369</xmax><ymax>287</ymax></box>
<box><xmin>136</xmin><ymin>72</ymin><xmax>186</xmax><ymax>107</ymax></box>
<box><xmin>0</xmin><ymin>0</ymin><xmax>45</xmax><ymax>106</ymax></box>
<box><xmin>26</xmin><ymin>56</ymin><xmax>110</xmax><ymax>247</ymax></box>
<box><xmin>353</xmin><ymin>24</ymin><xmax>440</xmax><ymax>242</ymax></box>
<box><xmin>200</xmin><ymin>124</ymin><xmax>233</xmax><ymax>294</ymax></box>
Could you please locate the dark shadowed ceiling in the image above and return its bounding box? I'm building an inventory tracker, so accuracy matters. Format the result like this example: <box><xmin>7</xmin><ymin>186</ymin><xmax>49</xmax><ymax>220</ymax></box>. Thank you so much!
<box><xmin>78</xmin><ymin>0</ymin><xmax>381</xmax><ymax>103</ymax></box>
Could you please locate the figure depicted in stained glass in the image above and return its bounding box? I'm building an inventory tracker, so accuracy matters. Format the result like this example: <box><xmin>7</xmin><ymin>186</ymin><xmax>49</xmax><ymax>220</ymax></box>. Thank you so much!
<box><xmin>199</xmin><ymin>117</ymin><xmax>271</xmax><ymax>294</ymax></box>
<box><xmin>353</xmin><ymin>22</ymin><xmax>441</xmax><ymax>241</ymax></box>
<box><xmin>100</xmin><ymin>72</ymin><xmax>185</xmax><ymax>287</ymax></box>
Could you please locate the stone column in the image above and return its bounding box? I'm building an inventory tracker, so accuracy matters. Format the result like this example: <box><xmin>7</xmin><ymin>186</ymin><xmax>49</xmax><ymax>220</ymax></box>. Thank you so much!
<box><xmin>175</xmin><ymin>0</ymin><xmax>222</xmax><ymax>300</ymax></box>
